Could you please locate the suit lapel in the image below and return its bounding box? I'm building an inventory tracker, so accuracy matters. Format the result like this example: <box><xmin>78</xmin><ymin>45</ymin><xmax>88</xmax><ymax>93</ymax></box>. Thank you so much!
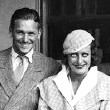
<box><xmin>0</xmin><ymin>48</ymin><xmax>17</xmax><ymax>98</ymax></box>
<box><xmin>4</xmin><ymin>53</ymin><xmax>47</xmax><ymax>109</ymax></box>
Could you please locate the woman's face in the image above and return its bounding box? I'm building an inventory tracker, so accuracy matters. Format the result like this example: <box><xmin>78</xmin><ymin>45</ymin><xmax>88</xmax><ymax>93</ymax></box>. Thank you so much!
<box><xmin>67</xmin><ymin>44</ymin><xmax>91</xmax><ymax>75</ymax></box>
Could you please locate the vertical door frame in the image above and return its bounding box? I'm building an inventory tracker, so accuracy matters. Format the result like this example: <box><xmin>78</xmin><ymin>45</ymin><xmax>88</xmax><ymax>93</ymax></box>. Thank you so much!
<box><xmin>35</xmin><ymin>0</ymin><xmax>48</xmax><ymax>55</ymax></box>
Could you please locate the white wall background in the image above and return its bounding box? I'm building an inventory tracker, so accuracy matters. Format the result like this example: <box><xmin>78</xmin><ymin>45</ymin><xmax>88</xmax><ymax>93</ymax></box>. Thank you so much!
<box><xmin>0</xmin><ymin>0</ymin><xmax>36</xmax><ymax>50</ymax></box>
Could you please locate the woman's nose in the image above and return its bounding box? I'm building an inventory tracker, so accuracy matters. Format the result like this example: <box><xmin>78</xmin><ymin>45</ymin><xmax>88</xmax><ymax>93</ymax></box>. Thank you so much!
<box><xmin>77</xmin><ymin>55</ymin><xmax>82</xmax><ymax>64</ymax></box>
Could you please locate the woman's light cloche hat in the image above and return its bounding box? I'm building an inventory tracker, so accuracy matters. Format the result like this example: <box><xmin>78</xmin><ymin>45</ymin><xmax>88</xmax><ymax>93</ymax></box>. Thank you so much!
<box><xmin>63</xmin><ymin>29</ymin><xmax>94</xmax><ymax>54</ymax></box>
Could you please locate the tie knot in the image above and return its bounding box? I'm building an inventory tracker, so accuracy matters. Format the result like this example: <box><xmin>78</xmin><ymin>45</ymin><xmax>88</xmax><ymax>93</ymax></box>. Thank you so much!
<box><xmin>17</xmin><ymin>56</ymin><xmax>29</xmax><ymax>64</ymax></box>
<box><xmin>17</xmin><ymin>56</ymin><xmax>23</xmax><ymax>65</ymax></box>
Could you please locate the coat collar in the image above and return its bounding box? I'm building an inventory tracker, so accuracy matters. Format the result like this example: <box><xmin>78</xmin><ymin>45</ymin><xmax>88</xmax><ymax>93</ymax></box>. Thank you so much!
<box><xmin>53</xmin><ymin>65</ymin><xmax>72</xmax><ymax>104</ymax></box>
<box><xmin>11</xmin><ymin>47</ymin><xmax>33</xmax><ymax>63</ymax></box>
<box><xmin>53</xmin><ymin>65</ymin><xmax>107</xmax><ymax>108</ymax></box>
<box><xmin>53</xmin><ymin>65</ymin><xmax>110</xmax><ymax>109</ymax></box>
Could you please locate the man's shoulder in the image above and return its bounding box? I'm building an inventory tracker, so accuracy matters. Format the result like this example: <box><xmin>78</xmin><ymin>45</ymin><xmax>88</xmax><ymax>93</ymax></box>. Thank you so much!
<box><xmin>33</xmin><ymin>52</ymin><xmax>61</xmax><ymax>65</ymax></box>
<box><xmin>33</xmin><ymin>52</ymin><xmax>62</xmax><ymax>76</ymax></box>
<box><xmin>0</xmin><ymin>47</ymin><xmax>12</xmax><ymax>56</ymax></box>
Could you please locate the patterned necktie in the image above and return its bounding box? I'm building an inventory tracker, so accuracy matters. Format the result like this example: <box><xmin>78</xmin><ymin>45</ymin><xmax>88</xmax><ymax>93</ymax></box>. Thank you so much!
<box><xmin>14</xmin><ymin>56</ymin><xmax>25</xmax><ymax>84</ymax></box>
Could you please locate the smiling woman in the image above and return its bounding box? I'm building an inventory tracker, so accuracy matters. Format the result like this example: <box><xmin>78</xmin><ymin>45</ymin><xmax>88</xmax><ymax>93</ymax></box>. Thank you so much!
<box><xmin>38</xmin><ymin>29</ymin><xmax>110</xmax><ymax>110</ymax></box>
<box><xmin>67</xmin><ymin>45</ymin><xmax>91</xmax><ymax>77</ymax></box>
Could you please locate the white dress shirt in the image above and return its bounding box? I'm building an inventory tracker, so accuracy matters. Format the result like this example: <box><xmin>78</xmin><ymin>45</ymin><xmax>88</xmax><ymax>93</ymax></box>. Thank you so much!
<box><xmin>11</xmin><ymin>48</ymin><xmax>33</xmax><ymax>82</ymax></box>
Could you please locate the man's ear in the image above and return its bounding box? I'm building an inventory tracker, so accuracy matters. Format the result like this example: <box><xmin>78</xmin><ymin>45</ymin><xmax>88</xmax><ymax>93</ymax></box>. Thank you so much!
<box><xmin>9</xmin><ymin>29</ymin><xmax>13</xmax><ymax>38</ymax></box>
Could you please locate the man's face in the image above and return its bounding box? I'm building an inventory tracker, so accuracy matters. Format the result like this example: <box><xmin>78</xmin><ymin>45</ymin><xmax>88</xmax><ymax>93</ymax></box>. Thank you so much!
<box><xmin>12</xmin><ymin>19</ymin><xmax>39</xmax><ymax>55</ymax></box>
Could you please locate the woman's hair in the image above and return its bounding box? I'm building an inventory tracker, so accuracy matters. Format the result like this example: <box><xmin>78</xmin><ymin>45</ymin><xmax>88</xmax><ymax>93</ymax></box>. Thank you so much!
<box><xmin>61</xmin><ymin>41</ymin><xmax>98</xmax><ymax>67</ymax></box>
<box><xmin>9</xmin><ymin>7</ymin><xmax>40</xmax><ymax>33</ymax></box>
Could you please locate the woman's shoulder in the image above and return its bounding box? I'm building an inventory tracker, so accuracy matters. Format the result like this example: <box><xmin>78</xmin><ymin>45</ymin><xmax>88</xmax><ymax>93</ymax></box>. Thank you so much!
<box><xmin>38</xmin><ymin>75</ymin><xmax>60</xmax><ymax>99</ymax></box>
<box><xmin>97</xmin><ymin>71</ymin><xmax>110</xmax><ymax>92</ymax></box>
<box><xmin>98</xmin><ymin>70</ymin><xmax>110</xmax><ymax>82</ymax></box>
<box><xmin>39</xmin><ymin>75</ymin><xmax>57</xmax><ymax>89</ymax></box>
<box><xmin>42</xmin><ymin>75</ymin><xmax>56</xmax><ymax>84</ymax></box>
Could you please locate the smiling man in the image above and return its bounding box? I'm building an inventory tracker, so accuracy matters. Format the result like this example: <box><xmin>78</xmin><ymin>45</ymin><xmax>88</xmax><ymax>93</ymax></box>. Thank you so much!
<box><xmin>0</xmin><ymin>7</ymin><xmax>61</xmax><ymax>110</ymax></box>
<box><xmin>12</xmin><ymin>19</ymin><xmax>39</xmax><ymax>56</ymax></box>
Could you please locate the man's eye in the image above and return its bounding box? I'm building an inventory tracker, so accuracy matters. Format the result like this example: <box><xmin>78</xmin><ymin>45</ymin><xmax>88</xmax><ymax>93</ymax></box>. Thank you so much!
<box><xmin>82</xmin><ymin>53</ymin><xmax>88</xmax><ymax>57</ymax></box>
<box><xmin>28</xmin><ymin>32</ymin><xmax>35</xmax><ymax>36</ymax></box>
<box><xmin>16</xmin><ymin>31</ymin><xmax>23</xmax><ymax>34</ymax></box>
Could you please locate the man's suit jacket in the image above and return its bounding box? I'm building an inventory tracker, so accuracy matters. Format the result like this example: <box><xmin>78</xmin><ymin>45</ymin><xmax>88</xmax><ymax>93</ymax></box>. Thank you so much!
<box><xmin>38</xmin><ymin>71</ymin><xmax>110</xmax><ymax>110</ymax></box>
<box><xmin>0</xmin><ymin>47</ymin><xmax>61</xmax><ymax>110</ymax></box>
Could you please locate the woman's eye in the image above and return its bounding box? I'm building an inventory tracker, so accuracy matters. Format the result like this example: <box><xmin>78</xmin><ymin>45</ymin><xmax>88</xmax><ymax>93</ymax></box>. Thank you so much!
<box><xmin>70</xmin><ymin>53</ymin><xmax>77</xmax><ymax>57</ymax></box>
<box><xmin>82</xmin><ymin>53</ymin><xmax>88</xmax><ymax>57</ymax></box>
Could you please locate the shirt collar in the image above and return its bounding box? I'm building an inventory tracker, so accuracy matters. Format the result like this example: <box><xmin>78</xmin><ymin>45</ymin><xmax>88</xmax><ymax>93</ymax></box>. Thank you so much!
<box><xmin>11</xmin><ymin>47</ymin><xmax>33</xmax><ymax>63</ymax></box>
<box><xmin>25</xmin><ymin>49</ymin><xmax>33</xmax><ymax>63</ymax></box>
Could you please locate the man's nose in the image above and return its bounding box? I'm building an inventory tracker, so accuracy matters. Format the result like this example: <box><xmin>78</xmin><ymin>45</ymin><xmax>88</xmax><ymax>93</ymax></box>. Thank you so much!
<box><xmin>23</xmin><ymin>34</ymin><xmax>29</xmax><ymax>42</ymax></box>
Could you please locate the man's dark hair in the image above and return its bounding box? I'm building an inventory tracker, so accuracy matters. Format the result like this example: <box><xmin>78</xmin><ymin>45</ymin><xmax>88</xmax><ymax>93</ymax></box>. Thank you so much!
<box><xmin>9</xmin><ymin>7</ymin><xmax>40</xmax><ymax>33</ymax></box>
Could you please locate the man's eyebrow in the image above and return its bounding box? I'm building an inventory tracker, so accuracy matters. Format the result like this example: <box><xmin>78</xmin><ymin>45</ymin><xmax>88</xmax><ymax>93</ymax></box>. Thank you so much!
<box><xmin>28</xmin><ymin>32</ymin><xmax>35</xmax><ymax>34</ymax></box>
<box><xmin>16</xmin><ymin>30</ymin><xmax>23</xmax><ymax>32</ymax></box>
